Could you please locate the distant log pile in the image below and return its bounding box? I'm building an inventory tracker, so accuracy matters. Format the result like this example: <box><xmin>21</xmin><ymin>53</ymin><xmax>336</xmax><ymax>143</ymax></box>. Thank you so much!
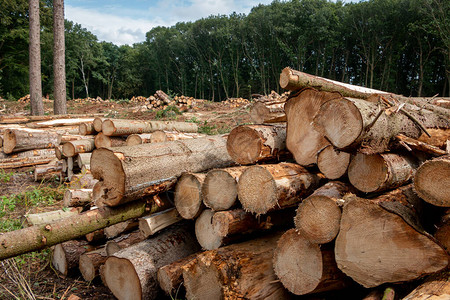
<box><xmin>1</xmin><ymin>72</ymin><xmax>449</xmax><ymax>300</ymax></box>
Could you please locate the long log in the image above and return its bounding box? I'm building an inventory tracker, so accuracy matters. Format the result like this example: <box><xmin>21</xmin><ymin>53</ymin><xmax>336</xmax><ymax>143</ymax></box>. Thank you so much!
<box><xmin>249</xmin><ymin>101</ymin><xmax>286</xmax><ymax>123</ymax></box>
<box><xmin>102</xmin><ymin>224</ymin><xmax>200</xmax><ymax>300</ymax></box>
<box><xmin>102</xmin><ymin>119</ymin><xmax>198</xmax><ymax>136</ymax></box>
<box><xmin>0</xmin><ymin>148</ymin><xmax>56</xmax><ymax>160</ymax></box>
<box><xmin>0</xmin><ymin>155</ymin><xmax>55</xmax><ymax>169</ymax></box>
<box><xmin>237</xmin><ymin>162</ymin><xmax>321</xmax><ymax>215</ymax></box>
<box><xmin>150</xmin><ymin>130</ymin><xmax>205</xmax><ymax>143</ymax></box>
<box><xmin>0</xmin><ymin>200</ymin><xmax>147</xmax><ymax>260</ymax></box>
<box><xmin>52</xmin><ymin>239</ymin><xmax>96</xmax><ymax>276</ymax></box>
<box><xmin>402</xmin><ymin>270</ymin><xmax>450</xmax><ymax>300</ymax></box>
<box><xmin>91</xmin><ymin>135</ymin><xmax>234</xmax><ymax>207</ymax></box>
<box><xmin>182</xmin><ymin>232</ymin><xmax>291</xmax><ymax>300</ymax></box>
<box><xmin>414</xmin><ymin>154</ymin><xmax>450</xmax><ymax>207</ymax></box>
<box><xmin>226</xmin><ymin>124</ymin><xmax>288</xmax><ymax>165</ymax></box>
<box><xmin>94</xmin><ymin>132</ymin><xmax>127</xmax><ymax>148</ymax></box>
<box><xmin>284</xmin><ymin>88</ymin><xmax>341</xmax><ymax>166</ymax></box>
<box><xmin>174</xmin><ymin>173</ymin><xmax>206</xmax><ymax>219</ymax></box>
<box><xmin>62</xmin><ymin>138</ymin><xmax>95</xmax><ymax>157</ymax></box>
<box><xmin>3</xmin><ymin>129</ymin><xmax>61</xmax><ymax>154</ymax></box>
<box><xmin>334</xmin><ymin>187</ymin><xmax>449</xmax><ymax>287</ymax></box>
<box><xmin>317</xmin><ymin>145</ymin><xmax>351</xmax><ymax>179</ymax></box>
<box><xmin>273</xmin><ymin>229</ymin><xmax>351</xmax><ymax>295</ymax></box>
<box><xmin>63</xmin><ymin>189</ymin><xmax>92</xmax><ymax>207</ymax></box>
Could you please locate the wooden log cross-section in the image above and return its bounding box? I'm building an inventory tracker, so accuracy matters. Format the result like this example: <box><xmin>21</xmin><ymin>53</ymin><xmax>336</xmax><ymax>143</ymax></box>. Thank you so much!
<box><xmin>317</xmin><ymin>145</ymin><xmax>351</xmax><ymax>180</ymax></box>
<box><xmin>62</xmin><ymin>138</ymin><xmax>95</xmax><ymax>157</ymax></box>
<box><xmin>174</xmin><ymin>172</ymin><xmax>206</xmax><ymax>219</ymax></box>
<box><xmin>249</xmin><ymin>101</ymin><xmax>286</xmax><ymax>124</ymax></box>
<box><xmin>94</xmin><ymin>132</ymin><xmax>127</xmax><ymax>148</ymax></box>
<box><xmin>52</xmin><ymin>239</ymin><xmax>97</xmax><ymax>276</ymax></box>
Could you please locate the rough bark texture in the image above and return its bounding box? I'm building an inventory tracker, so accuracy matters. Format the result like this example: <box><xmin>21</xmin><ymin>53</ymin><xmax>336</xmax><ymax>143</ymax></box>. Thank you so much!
<box><xmin>139</xmin><ymin>208</ymin><xmax>182</xmax><ymax>238</ymax></box>
<box><xmin>249</xmin><ymin>101</ymin><xmax>286</xmax><ymax>123</ymax></box>
<box><xmin>63</xmin><ymin>189</ymin><xmax>92</xmax><ymax>207</ymax></box>
<box><xmin>52</xmin><ymin>240</ymin><xmax>96</xmax><ymax>276</ymax></box>
<box><xmin>0</xmin><ymin>155</ymin><xmax>55</xmax><ymax>169</ymax></box>
<box><xmin>174</xmin><ymin>173</ymin><xmax>206</xmax><ymax>219</ymax></box>
<box><xmin>334</xmin><ymin>188</ymin><xmax>449</xmax><ymax>287</ymax></box>
<box><xmin>295</xmin><ymin>181</ymin><xmax>351</xmax><ymax>244</ymax></box>
<box><xmin>79</xmin><ymin>247</ymin><xmax>108</xmax><ymax>282</ymax></box>
<box><xmin>284</xmin><ymin>88</ymin><xmax>341</xmax><ymax>166</ymax></box>
<box><xmin>226</xmin><ymin>124</ymin><xmax>288</xmax><ymax>165</ymax></box>
<box><xmin>317</xmin><ymin>145</ymin><xmax>351</xmax><ymax>179</ymax></box>
<box><xmin>94</xmin><ymin>132</ymin><xmax>127</xmax><ymax>148</ymax></box>
<box><xmin>403</xmin><ymin>270</ymin><xmax>450</xmax><ymax>300</ymax></box>
<box><xmin>182</xmin><ymin>232</ymin><xmax>291</xmax><ymax>300</ymax></box>
<box><xmin>102</xmin><ymin>224</ymin><xmax>200</xmax><ymax>300</ymax></box>
<box><xmin>91</xmin><ymin>135</ymin><xmax>234</xmax><ymax>207</ymax></box>
<box><xmin>273</xmin><ymin>229</ymin><xmax>351</xmax><ymax>295</ymax></box>
<box><xmin>52</xmin><ymin>0</ymin><xmax>67</xmax><ymax>115</ymax></box>
<box><xmin>29</xmin><ymin>0</ymin><xmax>44</xmax><ymax>116</ymax></box>
<box><xmin>102</xmin><ymin>119</ymin><xmax>198</xmax><ymax>136</ymax></box>
<box><xmin>414</xmin><ymin>154</ymin><xmax>450</xmax><ymax>207</ymax></box>
<box><xmin>237</xmin><ymin>162</ymin><xmax>321</xmax><ymax>215</ymax></box>
<box><xmin>3</xmin><ymin>129</ymin><xmax>61</xmax><ymax>154</ymax></box>
<box><xmin>62</xmin><ymin>138</ymin><xmax>95</xmax><ymax>157</ymax></box>
<box><xmin>157</xmin><ymin>254</ymin><xmax>197</xmax><ymax>296</ymax></box>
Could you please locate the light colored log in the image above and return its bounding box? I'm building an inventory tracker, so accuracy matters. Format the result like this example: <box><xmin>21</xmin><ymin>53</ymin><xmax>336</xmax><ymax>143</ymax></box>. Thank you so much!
<box><xmin>63</xmin><ymin>189</ymin><xmax>93</xmax><ymax>207</ymax></box>
<box><xmin>62</xmin><ymin>138</ymin><xmax>95</xmax><ymax>157</ymax></box>
<box><xmin>34</xmin><ymin>159</ymin><xmax>62</xmax><ymax>181</ymax></box>
<box><xmin>105</xmin><ymin>230</ymin><xmax>146</xmax><ymax>256</ymax></box>
<box><xmin>24</xmin><ymin>207</ymin><xmax>81</xmax><ymax>227</ymax></box>
<box><xmin>93</xmin><ymin>117</ymin><xmax>105</xmax><ymax>132</ymax></box>
<box><xmin>174</xmin><ymin>173</ymin><xmax>206</xmax><ymax>219</ymax></box>
<box><xmin>3</xmin><ymin>128</ymin><xmax>61</xmax><ymax>154</ymax></box>
<box><xmin>94</xmin><ymin>132</ymin><xmax>127</xmax><ymax>148</ymax></box>
<box><xmin>102</xmin><ymin>119</ymin><xmax>198</xmax><ymax>136</ymax></box>
<box><xmin>403</xmin><ymin>270</ymin><xmax>450</xmax><ymax>300</ymax></box>
<box><xmin>139</xmin><ymin>208</ymin><xmax>182</xmax><ymax>238</ymax></box>
<box><xmin>157</xmin><ymin>254</ymin><xmax>197</xmax><ymax>296</ymax></box>
<box><xmin>79</xmin><ymin>247</ymin><xmax>108</xmax><ymax>282</ymax></box>
<box><xmin>76</xmin><ymin>153</ymin><xmax>91</xmax><ymax>169</ymax></box>
<box><xmin>52</xmin><ymin>240</ymin><xmax>96</xmax><ymax>276</ymax></box>
<box><xmin>249</xmin><ymin>101</ymin><xmax>286</xmax><ymax>123</ymax></box>
<box><xmin>317</xmin><ymin>145</ymin><xmax>351</xmax><ymax>179</ymax></box>
<box><xmin>78</xmin><ymin>122</ymin><xmax>96</xmax><ymax>135</ymax></box>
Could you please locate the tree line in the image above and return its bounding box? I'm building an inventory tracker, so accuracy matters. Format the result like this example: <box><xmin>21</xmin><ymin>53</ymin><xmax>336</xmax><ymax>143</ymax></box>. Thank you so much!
<box><xmin>1</xmin><ymin>0</ymin><xmax>449</xmax><ymax>102</ymax></box>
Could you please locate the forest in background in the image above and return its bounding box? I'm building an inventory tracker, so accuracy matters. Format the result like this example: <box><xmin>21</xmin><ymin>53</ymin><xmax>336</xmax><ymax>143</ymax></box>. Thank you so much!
<box><xmin>1</xmin><ymin>0</ymin><xmax>449</xmax><ymax>101</ymax></box>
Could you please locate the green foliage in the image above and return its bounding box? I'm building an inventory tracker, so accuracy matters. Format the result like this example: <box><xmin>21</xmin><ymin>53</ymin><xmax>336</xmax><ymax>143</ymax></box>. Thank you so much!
<box><xmin>186</xmin><ymin>116</ymin><xmax>201</xmax><ymax>124</ymax></box>
<box><xmin>198</xmin><ymin>121</ymin><xmax>217</xmax><ymax>135</ymax></box>
<box><xmin>0</xmin><ymin>169</ymin><xmax>14</xmax><ymax>183</ymax></box>
<box><xmin>155</xmin><ymin>105</ymin><xmax>182</xmax><ymax>119</ymax></box>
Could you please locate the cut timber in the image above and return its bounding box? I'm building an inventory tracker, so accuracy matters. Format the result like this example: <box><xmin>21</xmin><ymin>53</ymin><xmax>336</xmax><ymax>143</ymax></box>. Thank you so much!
<box><xmin>55</xmin><ymin>145</ymin><xmax>65</xmax><ymax>159</ymax></box>
<box><xmin>202</xmin><ymin>166</ymin><xmax>247</xmax><ymax>211</ymax></box>
<box><xmin>79</xmin><ymin>247</ymin><xmax>108</xmax><ymax>282</ymax></box>
<box><xmin>3</xmin><ymin>129</ymin><xmax>61</xmax><ymax>154</ymax></box>
<box><xmin>273</xmin><ymin>229</ymin><xmax>350</xmax><ymax>295</ymax></box>
<box><xmin>295</xmin><ymin>181</ymin><xmax>351</xmax><ymax>244</ymax></box>
<box><xmin>102</xmin><ymin>119</ymin><xmax>198</xmax><ymax>136</ymax></box>
<box><xmin>348</xmin><ymin>152</ymin><xmax>419</xmax><ymax>193</ymax></box>
<box><xmin>334</xmin><ymin>188</ymin><xmax>449</xmax><ymax>287</ymax></box>
<box><xmin>174</xmin><ymin>173</ymin><xmax>206</xmax><ymax>219</ymax></box>
<box><xmin>94</xmin><ymin>132</ymin><xmax>127</xmax><ymax>148</ymax></box>
<box><xmin>102</xmin><ymin>224</ymin><xmax>200</xmax><ymax>300</ymax></box>
<box><xmin>195</xmin><ymin>209</ymin><xmax>225</xmax><ymax>250</ymax></box>
<box><xmin>105</xmin><ymin>230</ymin><xmax>146</xmax><ymax>256</ymax></box>
<box><xmin>139</xmin><ymin>208</ymin><xmax>182</xmax><ymax>238</ymax></box>
<box><xmin>76</xmin><ymin>153</ymin><xmax>91</xmax><ymax>169</ymax></box>
<box><xmin>0</xmin><ymin>155</ymin><xmax>55</xmax><ymax>169</ymax></box>
<box><xmin>78</xmin><ymin>122</ymin><xmax>96</xmax><ymax>135</ymax></box>
<box><xmin>62</xmin><ymin>138</ymin><xmax>95</xmax><ymax>157</ymax></box>
<box><xmin>85</xmin><ymin>229</ymin><xmax>105</xmax><ymax>243</ymax></box>
<box><xmin>317</xmin><ymin>145</ymin><xmax>351</xmax><ymax>179</ymax></box>
<box><xmin>93</xmin><ymin>117</ymin><xmax>105</xmax><ymax>132</ymax></box>
<box><xmin>104</xmin><ymin>219</ymin><xmax>139</xmax><ymax>239</ymax></box>
<box><xmin>52</xmin><ymin>240</ymin><xmax>96</xmax><ymax>276</ymax></box>
<box><xmin>24</xmin><ymin>207</ymin><xmax>81</xmax><ymax>227</ymax></box>
<box><xmin>0</xmin><ymin>200</ymin><xmax>147</xmax><ymax>260</ymax></box>
<box><xmin>284</xmin><ymin>88</ymin><xmax>341</xmax><ymax>166</ymax></box>
<box><xmin>34</xmin><ymin>159</ymin><xmax>63</xmax><ymax>181</ymax></box>
<box><xmin>395</xmin><ymin>134</ymin><xmax>446</xmax><ymax>157</ymax></box>
<box><xmin>91</xmin><ymin>135</ymin><xmax>234</xmax><ymax>206</ymax></box>
<box><xmin>69</xmin><ymin>173</ymin><xmax>98</xmax><ymax>189</ymax></box>
<box><xmin>238</xmin><ymin>162</ymin><xmax>321</xmax><ymax>215</ymax></box>
<box><xmin>150</xmin><ymin>130</ymin><xmax>205</xmax><ymax>143</ymax></box>
<box><xmin>226</xmin><ymin>124</ymin><xmax>288</xmax><ymax>165</ymax></box>
<box><xmin>63</xmin><ymin>189</ymin><xmax>92</xmax><ymax>207</ymax></box>
<box><xmin>414</xmin><ymin>154</ymin><xmax>450</xmax><ymax>207</ymax></box>
<box><xmin>403</xmin><ymin>270</ymin><xmax>450</xmax><ymax>300</ymax></box>
<box><xmin>182</xmin><ymin>232</ymin><xmax>291</xmax><ymax>300</ymax></box>
<box><xmin>249</xmin><ymin>101</ymin><xmax>286</xmax><ymax>123</ymax></box>
<box><xmin>125</xmin><ymin>133</ymin><xmax>153</xmax><ymax>146</ymax></box>
<box><xmin>418</xmin><ymin>128</ymin><xmax>450</xmax><ymax>149</ymax></box>
<box><xmin>60</xmin><ymin>134</ymin><xmax>95</xmax><ymax>143</ymax></box>
<box><xmin>157</xmin><ymin>254</ymin><xmax>197</xmax><ymax>296</ymax></box>
<box><xmin>0</xmin><ymin>148</ymin><xmax>56</xmax><ymax>160</ymax></box>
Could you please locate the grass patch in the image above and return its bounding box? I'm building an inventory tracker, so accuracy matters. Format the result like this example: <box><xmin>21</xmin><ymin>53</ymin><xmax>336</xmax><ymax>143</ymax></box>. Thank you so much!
<box><xmin>0</xmin><ymin>169</ymin><xmax>14</xmax><ymax>183</ymax></box>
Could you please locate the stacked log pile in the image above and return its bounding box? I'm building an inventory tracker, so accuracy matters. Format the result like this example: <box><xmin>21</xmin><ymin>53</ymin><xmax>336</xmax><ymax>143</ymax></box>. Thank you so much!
<box><xmin>0</xmin><ymin>69</ymin><xmax>449</xmax><ymax>300</ymax></box>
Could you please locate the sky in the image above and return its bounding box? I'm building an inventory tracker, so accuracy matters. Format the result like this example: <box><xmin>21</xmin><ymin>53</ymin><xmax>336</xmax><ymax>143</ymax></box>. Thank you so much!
<box><xmin>65</xmin><ymin>0</ymin><xmax>274</xmax><ymax>46</ymax></box>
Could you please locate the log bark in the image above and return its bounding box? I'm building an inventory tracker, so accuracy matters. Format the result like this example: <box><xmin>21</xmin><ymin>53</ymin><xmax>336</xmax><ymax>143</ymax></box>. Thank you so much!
<box><xmin>0</xmin><ymin>148</ymin><xmax>56</xmax><ymax>160</ymax></box>
<box><xmin>273</xmin><ymin>229</ymin><xmax>351</xmax><ymax>295</ymax></box>
<box><xmin>0</xmin><ymin>200</ymin><xmax>147</xmax><ymax>260</ymax></box>
<box><xmin>94</xmin><ymin>132</ymin><xmax>127</xmax><ymax>148</ymax></box>
<box><xmin>174</xmin><ymin>172</ymin><xmax>206</xmax><ymax>219</ymax></box>
<box><xmin>237</xmin><ymin>162</ymin><xmax>321</xmax><ymax>215</ymax></box>
<box><xmin>202</xmin><ymin>166</ymin><xmax>247</xmax><ymax>211</ymax></box>
<box><xmin>157</xmin><ymin>254</ymin><xmax>197</xmax><ymax>296</ymax></box>
<box><xmin>91</xmin><ymin>135</ymin><xmax>234</xmax><ymax>207</ymax></box>
<box><xmin>294</xmin><ymin>181</ymin><xmax>351</xmax><ymax>244</ymax></box>
<box><xmin>63</xmin><ymin>189</ymin><xmax>92</xmax><ymax>207</ymax></box>
<box><xmin>414</xmin><ymin>154</ymin><xmax>450</xmax><ymax>207</ymax></box>
<box><xmin>317</xmin><ymin>145</ymin><xmax>351</xmax><ymax>179</ymax></box>
<box><xmin>284</xmin><ymin>88</ymin><xmax>341</xmax><ymax>166</ymax></box>
<box><xmin>24</xmin><ymin>207</ymin><xmax>81</xmax><ymax>227</ymax></box>
<box><xmin>139</xmin><ymin>208</ymin><xmax>182</xmax><ymax>238</ymax></box>
<box><xmin>104</xmin><ymin>219</ymin><xmax>139</xmax><ymax>239</ymax></box>
<box><xmin>34</xmin><ymin>159</ymin><xmax>62</xmax><ymax>181</ymax></box>
<box><xmin>62</xmin><ymin>138</ymin><xmax>95</xmax><ymax>157</ymax></box>
<box><xmin>93</xmin><ymin>117</ymin><xmax>105</xmax><ymax>132</ymax></box>
<box><xmin>226</xmin><ymin>124</ymin><xmax>288</xmax><ymax>165</ymax></box>
<box><xmin>249</xmin><ymin>101</ymin><xmax>286</xmax><ymax>123</ymax></box>
<box><xmin>0</xmin><ymin>155</ymin><xmax>55</xmax><ymax>169</ymax></box>
<box><xmin>334</xmin><ymin>187</ymin><xmax>449</xmax><ymax>287</ymax></box>
<box><xmin>182</xmin><ymin>231</ymin><xmax>291</xmax><ymax>300</ymax></box>
<box><xmin>102</xmin><ymin>224</ymin><xmax>200</xmax><ymax>300</ymax></box>
<box><xmin>3</xmin><ymin>129</ymin><xmax>61</xmax><ymax>154</ymax></box>
<box><xmin>105</xmin><ymin>230</ymin><xmax>146</xmax><ymax>256</ymax></box>
<box><xmin>79</xmin><ymin>247</ymin><xmax>108</xmax><ymax>282</ymax></box>
<box><xmin>102</xmin><ymin>119</ymin><xmax>198</xmax><ymax>136</ymax></box>
<box><xmin>78</xmin><ymin>122</ymin><xmax>96</xmax><ymax>136</ymax></box>
<box><xmin>402</xmin><ymin>270</ymin><xmax>450</xmax><ymax>300</ymax></box>
<box><xmin>52</xmin><ymin>239</ymin><xmax>96</xmax><ymax>276</ymax></box>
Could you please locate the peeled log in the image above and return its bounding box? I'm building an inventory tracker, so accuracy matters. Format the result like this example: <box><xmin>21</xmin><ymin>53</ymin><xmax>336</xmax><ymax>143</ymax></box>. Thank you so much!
<box><xmin>102</xmin><ymin>119</ymin><xmax>198</xmax><ymax>136</ymax></box>
<box><xmin>295</xmin><ymin>181</ymin><xmax>351</xmax><ymax>244</ymax></box>
<box><xmin>238</xmin><ymin>162</ymin><xmax>321</xmax><ymax>215</ymax></box>
<box><xmin>3</xmin><ymin>129</ymin><xmax>61</xmax><ymax>154</ymax></box>
<box><xmin>284</xmin><ymin>88</ymin><xmax>341</xmax><ymax>166</ymax></box>
<box><xmin>317</xmin><ymin>145</ymin><xmax>351</xmax><ymax>179</ymax></box>
<box><xmin>334</xmin><ymin>188</ymin><xmax>449</xmax><ymax>288</ymax></box>
<box><xmin>52</xmin><ymin>240</ymin><xmax>96</xmax><ymax>276</ymax></box>
<box><xmin>91</xmin><ymin>135</ymin><xmax>234</xmax><ymax>207</ymax></box>
<box><xmin>182</xmin><ymin>232</ymin><xmax>291</xmax><ymax>300</ymax></box>
<box><xmin>403</xmin><ymin>270</ymin><xmax>450</xmax><ymax>300</ymax></box>
<box><xmin>102</xmin><ymin>224</ymin><xmax>200</xmax><ymax>300</ymax></box>
<box><xmin>249</xmin><ymin>101</ymin><xmax>286</xmax><ymax>123</ymax></box>
<box><xmin>273</xmin><ymin>229</ymin><xmax>350</xmax><ymax>295</ymax></box>
<box><xmin>63</xmin><ymin>189</ymin><xmax>92</xmax><ymax>207</ymax></box>
<box><xmin>62</xmin><ymin>139</ymin><xmax>95</xmax><ymax>157</ymax></box>
<box><xmin>348</xmin><ymin>152</ymin><xmax>419</xmax><ymax>193</ymax></box>
<box><xmin>226</xmin><ymin>124</ymin><xmax>288</xmax><ymax>165</ymax></box>
<box><xmin>94</xmin><ymin>132</ymin><xmax>127</xmax><ymax>148</ymax></box>
<box><xmin>79</xmin><ymin>247</ymin><xmax>108</xmax><ymax>282</ymax></box>
<box><xmin>174</xmin><ymin>173</ymin><xmax>206</xmax><ymax>219</ymax></box>
<box><xmin>414</xmin><ymin>154</ymin><xmax>450</xmax><ymax>207</ymax></box>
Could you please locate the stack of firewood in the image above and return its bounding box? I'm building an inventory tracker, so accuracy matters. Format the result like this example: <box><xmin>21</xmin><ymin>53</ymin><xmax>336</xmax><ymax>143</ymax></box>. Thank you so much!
<box><xmin>222</xmin><ymin>97</ymin><xmax>250</xmax><ymax>108</ymax></box>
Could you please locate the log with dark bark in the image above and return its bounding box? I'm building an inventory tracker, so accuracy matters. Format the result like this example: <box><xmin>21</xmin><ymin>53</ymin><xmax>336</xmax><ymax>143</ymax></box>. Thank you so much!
<box><xmin>139</xmin><ymin>208</ymin><xmax>182</xmax><ymax>238</ymax></box>
<box><xmin>237</xmin><ymin>162</ymin><xmax>321</xmax><ymax>215</ymax></box>
<box><xmin>157</xmin><ymin>254</ymin><xmax>197</xmax><ymax>296</ymax></box>
<box><xmin>94</xmin><ymin>132</ymin><xmax>127</xmax><ymax>148</ymax></box>
<box><xmin>62</xmin><ymin>138</ymin><xmax>95</xmax><ymax>157</ymax></box>
<box><xmin>182</xmin><ymin>231</ymin><xmax>291</xmax><ymax>300</ymax></box>
<box><xmin>78</xmin><ymin>122</ymin><xmax>96</xmax><ymax>136</ymax></box>
<box><xmin>273</xmin><ymin>229</ymin><xmax>351</xmax><ymax>295</ymax></box>
<box><xmin>226</xmin><ymin>124</ymin><xmax>288</xmax><ymax>165</ymax></box>
<box><xmin>91</xmin><ymin>135</ymin><xmax>234</xmax><ymax>207</ymax></box>
<box><xmin>63</xmin><ymin>189</ymin><xmax>92</xmax><ymax>207</ymax></box>
<box><xmin>79</xmin><ymin>247</ymin><xmax>108</xmax><ymax>282</ymax></box>
<box><xmin>3</xmin><ymin>129</ymin><xmax>61</xmax><ymax>154</ymax></box>
<box><xmin>102</xmin><ymin>119</ymin><xmax>198</xmax><ymax>136</ymax></box>
<box><xmin>295</xmin><ymin>181</ymin><xmax>351</xmax><ymax>244</ymax></box>
<box><xmin>284</xmin><ymin>88</ymin><xmax>341</xmax><ymax>166</ymax></box>
<box><xmin>402</xmin><ymin>270</ymin><xmax>450</xmax><ymax>300</ymax></box>
<box><xmin>334</xmin><ymin>187</ymin><xmax>449</xmax><ymax>287</ymax></box>
<box><xmin>52</xmin><ymin>239</ymin><xmax>96</xmax><ymax>276</ymax></box>
<box><xmin>102</xmin><ymin>224</ymin><xmax>200</xmax><ymax>300</ymax></box>
<box><xmin>317</xmin><ymin>145</ymin><xmax>351</xmax><ymax>179</ymax></box>
<box><xmin>105</xmin><ymin>230</ymin><xmax>146</xmax><ymax>256</ymax></box>
<box><xmin>414</xmin><ymin>154</ymin><xmax>450</xmax><ymax>207</ymax></box>
<box><xmin>249</xmin><ymin>101</ymin><xmax>286</xmax><ymax>123</ymax></box>
<box><xmin>174</xmin><ymin>173</ymin><xmax>206</xmax><ymax>219</ymax></box>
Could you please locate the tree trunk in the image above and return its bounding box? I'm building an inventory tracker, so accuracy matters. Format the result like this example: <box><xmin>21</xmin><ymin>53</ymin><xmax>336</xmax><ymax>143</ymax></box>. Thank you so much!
<box><xmin>334</xmin><ymin>187</ymin><xmax>449</xmax><ymax>288</ymax></box>
<box><xmin>63</xmin><ymin>189</ymin><xmax>92</xmax><ymax>207</ymax></box>
<box><xmin>157</xmin><ymin>254</ymin><xmax>197</xmax><ymax>296</ymax></box>
<box><xmin>294</xmin><ymin>181</ymin><xmax>351</xmax><ymax>244</ymax></box>
<box><xmin>202</xmin><ymin>166</ymin><xmax>247</xmax><ymax>211</ymax></box>
<box><xmin>53</xmin><ymin>0</ymin><xmax>67</xmax><ymax>115</ymax></box>
<box><xmin>78</xmin><ymin>122</ymin><xmax>96</xmax><ymax>135</ymax></box>
<box><xmin>125</xmin><ymin>133</ymin><xmax>153</xmax><ymax>146</ymax></box>
<box><xmin>414</xmin><ymin>154</ymin><xmax>450</xmax><ymax>207</ymax></box>
<box><xmin>249</xmin><ymin>101</ymin><xmax>286</xmax><ymax>124</ymax></box>
<box><xmin>105</xmin><ymin>230</ymin><xmax>146</xmax><ymax>256</ymax></box>
<box><xmin>194</xmin><ymin>209</ymin><xmax>227</xmax><ymax>250</ymax></box>
<box><xmin>226</xmin><ymin>124</ymin><xmax>288</xmax><ymax>165</ymax></box>
<box><xmin>182</xmin><ymin>232</ymin><xmax>291</xmax><ymax>300</ymax></box>
<box><xmin>402</xmin><ymin>270</ymin><xmax>450</xmax><ymax>300</ymax></box>
<box><xmin>0</xmin><ymin>155</ymin><xmax>56</xmax><ymax>169</ymax></box>
<box><xmin>79</xmin><ymin>247</ymin><xmax>108</xmax><ymax>282</ymax></box>
<box><xmin>91</xmin><ymin>135</ymin><xmax>234</xmax><ymax>207</ymax></box>
<box><xmin>0</xmin><ymin>148</ymin><xmax>56</xmax><ymax>160</ymax></box>
<box><xmin>29</xmin><ymin>0</ymin><xmax>44</xmax><ymax>116</ymax></box>
<box><xmin>273</xmin><ymin>229</ymin><xmax>351</xmax><ymax>295</ymax></box>
<box><xmin>93</xmin><ymin>117</ymin><xmax>105</xmax><ymax>132</ymax></box>
<box><xmin>284</xmin><ymin>88</ymin><xmax>341</xmax><ymax>166</ymax></box>
<box><xmin>94</xmin><ymin>132</ymin><xmax>127</xmax><ymax>148</ymax></box>
<box><xmin>174</xmin><ymin>172</ymin><xmax>206</xmax><ymax>219</ymax></box>
<box><xmin>149</xmin><ymin>131</ymin><xmax>206</xmax><ymax>144</ymax></box>
<box><xmin>317</xmin><ymin>145</ymin><xmax>351</xmax><ymax>180</ymax></box>
<box><xmin>237</xmin><ymin>162</ymin><xmax>321</xmax><ymax>215</ymax></box>
<box><xmin>102</xmin><ymin>119</ymin><xmax>198</xmax><ymax>136</ymax></box>
<box><xmin>139</xmin><ymin>208</ymin><xmax>182</xmax><ymax>238</ymax></box>
<box><xmin>104</xmin><ymin>219</ymin><xmax>139</xmax><ymax>239</ymax></box>
<box><xmin>52</xmin><ymin>240</ymin><xmax>96</xmax><ymax>276</ymax></box>
<box><xmin>102</xmin><ymin>224</ymin><xmax>200</xmax><ymax>300</ymax></box>
<box><xmin>3</xmin><ymin>129</ymin><xmax>61</xmax><ymax>154</ymax></box>
<box><xmin>62</xmin><ymin>138</ymin><xmax>95</xmax><ymax>157</ymax></box>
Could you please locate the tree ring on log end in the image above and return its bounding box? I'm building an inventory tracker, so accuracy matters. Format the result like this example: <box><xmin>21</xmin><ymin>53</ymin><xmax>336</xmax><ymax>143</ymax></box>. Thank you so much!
<box><xmin>3</xmin><ymin>129</ymin><xmax>17</xmax><ymax>154</ymax></box>
<box><xmin>348</xmin><ymin>153</ymin><xmax>387</xmax><ymax>193</ymax></box>
<box><xmin>101</xmin><ymin>119</ymin><xmax>117</xmax><ymax>136</ymax></box>
<box><xmin>62</xmin><ymin>143</ymin><xmax>76</xmax><ymax>157</ymax></box>
<box><xmin>79</xmin><ymin>255</ymin><xmax>95</xmax><ymax>281</ymax></box>
<box><xmin>317</xmin><ymin>145</ymin><xmax>351</xmax><ymax>179</ymax></box>
<box><xmin>226</xmin><ymin>126</ymin><xmax>262</xmax><ymax>165</ymax></box>
<box><xmin>174</xmin><ymin>173</ymin><xmax>203</xmax><ymax>219</ymax></box>
<box><xmin>202</xmin><ymin>169</ymin><xmax>237</xmax><ymax>211</ymax></box>
<box><xmin>103</xmin><ymin>257</ymin><xmax>142</xmax><ymax>300</ymax></box>
<box><xmin>414</xmin><ymin>159</ymin><xmax>450</xmax><ymax>207</ymax></box>
<box><xmin>195</xmin><ymin>209</ymin><xmax>223</xmax><ymax>250</ymax></box>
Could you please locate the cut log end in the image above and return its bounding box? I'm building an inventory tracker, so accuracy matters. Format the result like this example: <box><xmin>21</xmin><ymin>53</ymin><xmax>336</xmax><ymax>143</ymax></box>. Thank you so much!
<box><xmin>183</xmin><ymin>260</ymin><xmax>223</xmax><ymax>300</ymax></box>
<box><xmin>102</xmin><ymin>256</ymin><xmax>142</xmax><ymax>300</ymax></box>
<box><xmin>414</xmin><ymin>156</ymin><xmax>450</xmax><ymax>207</ymax></box>
<box><xmin>3</xmin><ymin>130</ymin><xmax>17</xmax><ymax>154</ymax></box>
<box><xmin>93</xmin><ymin>117</ymin><xmax>104</xmax><ymax>132</ymax></box>
<box><xmin>79</xmin><ymin>254</ymin><xmax>96</xmax><ymax>282</ymax></box>
<box><xmin>348</xmin><ymin>153</ymin><xmax>388</xmax><ymax>193</ymax></box>
<box><xmin>150</xmin><ymin>130</ymin><xmax>167</xmax><ymax>143</ymax></box>
<box><xmin>202</xmin><ymin>169</ymin><xmax>238</xmax><ymax>211</ymax></box>
<box><xmin>52</xmin><ymin>244</ymin><xmax>69</xmax><ymax>276</ymax></box>
<box><xmin>126</xmin><ymin>134</ymin><xmax>143</xmax><ymax>146</ymax></box>
<box><xmin>195</xmin><ymin>209</ymin><xmax>223</xmax><ymax>250</ymax></box>
<box><xmin>317</xmin><ymin>145</ymin><xmax>351</xmax><ymax>179</ymax></box>
<box><xmin>226</xmin><ymin>126</ymin><xmax>263</xmax><ymax>165</ymax></box>
<box><xmin>101</xmin><ymin>119</ymin><xmax>116</xmax><ymax>136</ymax></box>
<box><xmin>174</xmin><ymin>173</ymin><xmax>204</xmax><ymax>219</ymax></box>
<box><xmin>62</xmin><ymin>143</ymin><xmax>76</xmax><ymax>158</ymax></box>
